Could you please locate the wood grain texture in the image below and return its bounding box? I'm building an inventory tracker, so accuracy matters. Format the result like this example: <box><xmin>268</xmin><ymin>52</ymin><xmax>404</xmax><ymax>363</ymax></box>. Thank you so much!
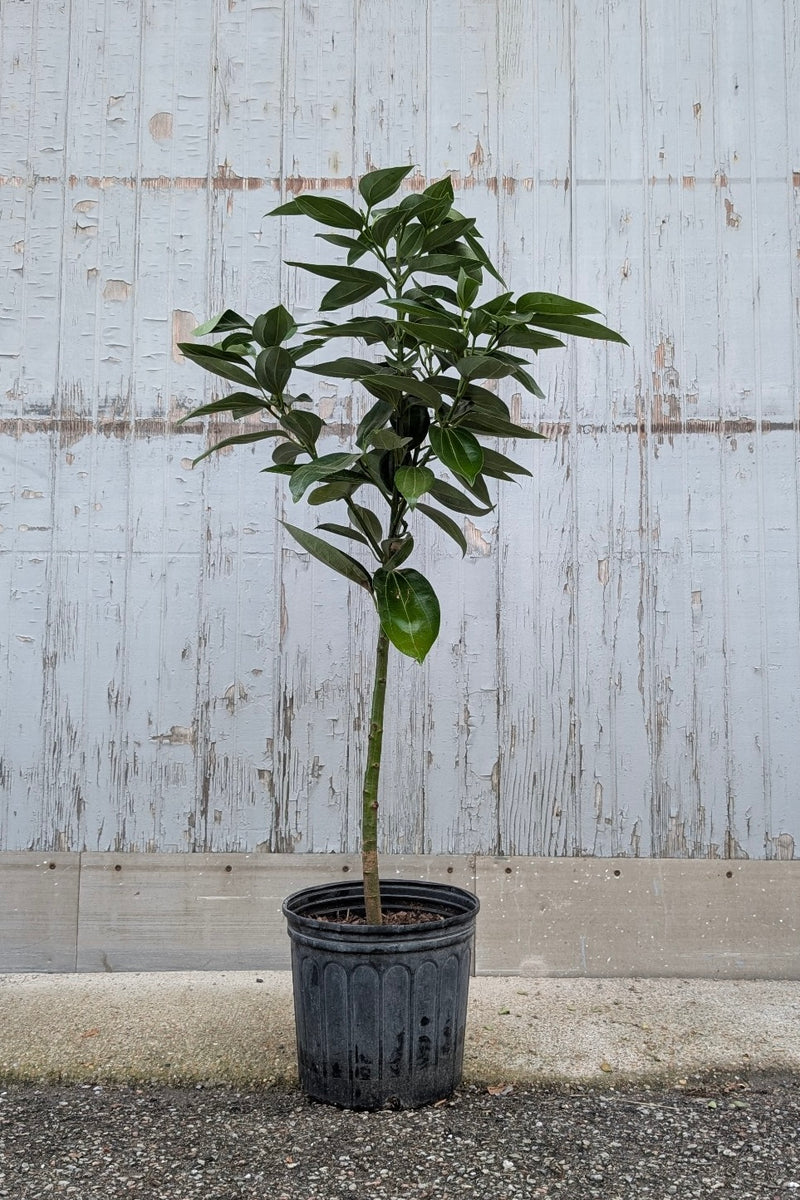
<box><xmin>0</xmin><ymin>0</ymin><xmax>798</xmax><ymax>861</ymax></box>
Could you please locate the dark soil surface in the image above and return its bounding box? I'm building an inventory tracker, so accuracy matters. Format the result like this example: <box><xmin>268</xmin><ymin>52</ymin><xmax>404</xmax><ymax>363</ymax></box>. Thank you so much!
<box><xmin>1</xmin><ymin>1074</ymin><xmax>797</xmax><ymax>1198</ymax></box>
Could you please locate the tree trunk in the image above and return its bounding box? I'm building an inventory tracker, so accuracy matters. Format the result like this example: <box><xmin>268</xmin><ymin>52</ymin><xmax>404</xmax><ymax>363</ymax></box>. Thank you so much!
<box><xmin>361</xmin><ymin>625</ymin><xmax>390</xmax><ymax>924</ymax></box>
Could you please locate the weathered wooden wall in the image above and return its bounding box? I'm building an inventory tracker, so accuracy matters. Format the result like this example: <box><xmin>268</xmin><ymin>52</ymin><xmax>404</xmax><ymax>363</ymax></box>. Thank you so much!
<box><xmin>1</xmin><ymin>0</ymin><xmax>798</xmax><ymax>861</ymax></box>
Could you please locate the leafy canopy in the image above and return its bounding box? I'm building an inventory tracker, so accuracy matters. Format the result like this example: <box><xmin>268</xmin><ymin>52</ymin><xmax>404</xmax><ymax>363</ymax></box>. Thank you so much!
<box><xmin>178</xmin><ymin>165</ymin><xmax>626</xmax><ymax>663</ymax></box>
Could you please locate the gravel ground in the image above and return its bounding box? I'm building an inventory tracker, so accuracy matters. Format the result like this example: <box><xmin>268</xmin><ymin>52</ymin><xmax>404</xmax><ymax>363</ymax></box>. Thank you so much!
<box><xmin>0</xmin><ymin>1075</ymin><xmax>798</xmax><ymax>1199</ymax></box>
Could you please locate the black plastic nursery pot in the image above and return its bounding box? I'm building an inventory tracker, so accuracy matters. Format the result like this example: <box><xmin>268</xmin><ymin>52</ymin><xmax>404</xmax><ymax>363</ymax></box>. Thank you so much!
<box><xmin>282</xmin><ymin>879</ymin><xmax>479</xmax><ymax>1110</ymax></box>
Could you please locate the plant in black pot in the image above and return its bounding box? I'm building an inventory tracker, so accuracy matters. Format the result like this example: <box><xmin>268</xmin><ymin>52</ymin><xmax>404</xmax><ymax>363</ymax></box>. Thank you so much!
<box><xmin>178</xmin><ymin>166</ymin><xmax>625</xmax><ymax>1109</ymax></box>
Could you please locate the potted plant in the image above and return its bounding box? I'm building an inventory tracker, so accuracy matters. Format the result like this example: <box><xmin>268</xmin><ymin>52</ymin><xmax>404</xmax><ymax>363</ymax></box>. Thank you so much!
<box><xmin>178</xmin><ymin>166</ymin><xmax>625</xmax><ymax>1109</ymax></box>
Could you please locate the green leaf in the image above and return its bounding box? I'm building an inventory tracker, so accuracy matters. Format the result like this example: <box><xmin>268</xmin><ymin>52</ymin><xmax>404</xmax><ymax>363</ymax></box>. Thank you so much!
<box><xmin>272</xmin><ymin>195</ymin><xmax>364</xmax><ymax>231</ymax></box>
<box><xmin>282</xmin><ymin>521</ymin><xmax>372</xmax><ymax>590</ymax></box>
<box><xmin>191</xmin><ymin>428</ymin><xmax>287</xmax><ymax>467</ymax></box>
<box><xmin>428</xmin><ymin>478</ymin><xmax>493</xmax><ymax>515</ymax></box>
<box><xmin>281</xmin><ymin>409</ymin><xmax>324</xmax><ymax>453</ymax></box>
<box><xmin>457</xmin><ymin>268</ymin><xmax>480</xmax><ymax>310</ymax></box>
<box><xmin>397</xmin><ymin>222</ymin><xmax>426</xmax><ymax>258</ymax></box>
<box><xmin>511</xmin><ymin>365</ymin><xmax>546</xmax><ymax>398</ymax></box>
<box><xmin>289</xmin><ymin>452</ymin><xmax>361</xmax><ymax>502</ymax></box>
<box><xmin>178</xmin><ymin>344</ymin><xmax>258</xmax><ymax>389</ymax></box>
<box><xmin>395</xmin><ymin>464</ymin><xmax>435</xmax><ymax>509</ymax></box>
<box><xmin>458</xmin><ymin>411</ymin><xmax>546</xmax><ymax>440</ymax></box>
<box><xmin>315</xmin><ymin>232</ymin><xmax>364</xmax><ymax>252</ymax></box>
<box><xmin>526</xmin><ymin>313</ymin><xmax>628</xmax><ymax>344</ymax></box>
<box><xmin>367</xmin><ymin>428</ymin><xmax>411</xmax><ymax>451</ymax></box>
<box><xmin>373</xmin><ymin>567</ymin><xmax>440</xmax><ymax>662</ymax></box>
<box><xmin>428</xmin><ymin>426</ymin><xmax>484</xmax><ymax>485</ymax></box>
<box><xmin>316</xmin><ymin>522</ymin><xmax>369</xmax><ymax>547</ymax></box>
<box><xmin>455</xmin><ymin>354</ymin><xmax>517</xmax><ymax>381</ymax></box>
<box><xmin>349</xmin><ymin>503</ymin><xmax>383</xmax><ymax>546</ymax></box>
<box><xmin>423</xmin><ymin>217</ymin><xmax>477</xmax><ymax>251</ymax></box>
<box><xmin>383</xmin><ymin>535</ymin><xmax>415</xmax><ymax>570</ymax></box>
<box><xmin>371</xmin><ymin>207</ymin><xmax>405</xmax><ymax>247</ymax></box>
<box><xmin>411</xmin><ymin>253</ymin><xmax>482</xmax><ymax>280</ymax></box>
<box><xmin>303</xmin><ymin>357</ymin><xmax>379</xmax><ymax>379</ymax></box>
<box><xmin>497</xmin><ymin>328</ymin><xmax>565</xmax><ymax>352</ymax></box>
<box><xmin>403</xmin><ymin>322</ymin><xmax>467</xmax><ymax>353</ymax></box>
<box><xmin>356</xmin><ymin>399</ymin><xmax>394</xmax><ymax>449</ymax></box>
<box><xmin>176</xmin><ymin>392</ymin><xmax>268</xmax><ymax>424</ymax></box>
<box><xmin>307</xmin><ymin>479</ymin><xmax>363</xmax><ymax>504</ymax></box>
<box><xmin>252</xmin><ymin>305</ymin><xmax>297</xmax><ymax>347</ymax></box>
<box><xmin>359</xmin><ymin>165</ymin><xmax>414</xmax><ymax>206</ymax></box>
<box><xmin>422</xmin><ymin>176</ymin><xmax>455</xmax><ymax>204</ymax></box>
<box><xmin>416</xmin><ymin>502</ymin><xmax>467</xmax><ymax>556</ymax></box>
<box><xmin>192</xmin><ymin>309</ymin><xmax>250</xmax><ymax>337</ymax></box>
<box><xmin>516</xmin><ymin>292</ymin><xmax>600</xmax><ymax>316</ymax></box>
<box><xmin>272</xmin><ymin>441</ymin><xmax>306</xmax><ymax>465</ymax></box>
<box><xmin>286</xmin><ymin>261</ymin><xmax>385</xmax><ymax>287</ymax></box>
<box><xmin>319</xmin><ymin>277</ymin><xmax>386</xmax><ymax>311</ymax></box>
<box><xmin>361</xmin><ymin>374</ymin><xmax>444</xmax><ymax>409</ymax></box>
<box><xmin>480</xmin><ymin>447</ymin><xmax>532</xmax><ymax>479</ymax></box>
<box><xmin>306</xmin><ymin>318</ymin><xmax>393</xmax><ymax>345</ymax></box>
<box><xmin>254</xmin><ymin>346</ymin><xmax>294</xmax><ymax>394</ymax></box>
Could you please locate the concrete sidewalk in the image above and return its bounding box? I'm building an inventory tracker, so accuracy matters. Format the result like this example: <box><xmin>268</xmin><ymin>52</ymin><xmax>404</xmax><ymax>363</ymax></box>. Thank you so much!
<box><xmin>1</xmin><ymin>972</ymin><xmax>798</xmax><ymax>1087</ymax></box>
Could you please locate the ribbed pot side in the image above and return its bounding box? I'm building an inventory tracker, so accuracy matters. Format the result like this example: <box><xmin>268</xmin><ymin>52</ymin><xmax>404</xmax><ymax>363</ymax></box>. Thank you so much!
<box><xmin>282</xmin><ymin>880</ymin><xmax>480</xmax><ymax>1110</ymax></box>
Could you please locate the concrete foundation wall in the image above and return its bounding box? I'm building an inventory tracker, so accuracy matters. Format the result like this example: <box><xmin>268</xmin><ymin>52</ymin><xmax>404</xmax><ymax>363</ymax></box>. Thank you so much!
<box><xmin>3</xmin><ymin>852</ymin><xmax>798</xmax><ymax>978</ymax></box>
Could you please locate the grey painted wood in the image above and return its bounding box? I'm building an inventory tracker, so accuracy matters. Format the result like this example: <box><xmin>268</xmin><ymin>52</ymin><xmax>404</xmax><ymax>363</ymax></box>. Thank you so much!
<box><xmin>0</xmin><ymin>854</ymin><xmax>79</xmax><ymax>971</ymax></box>
<box><xmin>475</xmin><ymin>858</ymin><xmax>800</xmax><ymax>979</ymax></box>
<box><xmin>1</xmin><ymin>1</ymin><xmax>798</xmax><ymax>861</ymax></box>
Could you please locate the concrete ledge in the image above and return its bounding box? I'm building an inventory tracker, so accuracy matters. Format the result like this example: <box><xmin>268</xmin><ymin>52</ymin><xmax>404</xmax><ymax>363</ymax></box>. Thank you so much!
<box><xmin>1</xmin><ymin>853</ymin><xmax>799</xmax><ymax>977</ymax></box>
<box><xmin>0</xmin><ymin>972</ymin><xmax>798</xmax><ymax>1087</ymax></box>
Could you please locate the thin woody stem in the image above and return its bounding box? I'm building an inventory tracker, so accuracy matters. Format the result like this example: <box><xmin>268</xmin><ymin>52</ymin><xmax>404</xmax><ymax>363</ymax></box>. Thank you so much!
<box><xmin>361</xmin><ymin>625</ymin><xmax>391</xmax><ymax>925</ymax></box>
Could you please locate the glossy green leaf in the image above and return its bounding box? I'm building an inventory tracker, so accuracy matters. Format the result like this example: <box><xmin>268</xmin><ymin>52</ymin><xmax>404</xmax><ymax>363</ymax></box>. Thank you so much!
<box><xmin>367</xmin><ymin>429</ymin><xmax>411</xmax><ymax>451</ymax></box>
<box><xmin>395</xmin><ymin>465</ymin><xmax>435</xmax><ymax>509</ymax></box>
<box><xmin>411</xmin><ymin>253</ymin><xmax>482</xmax><ymax>280</ymax></box>
<box><xmin>316</xmin><ymin>522</ymin><xmax>369</xmax><ymax>546</ymax></box>
<box><xmin>191</xmin><ymin>428</ymin><xmax>287</xmax><ymax>467</ymax></box>
<box><xmin>516</xmin><ymin>292</ymin><xmax>600</xmax><ymax>316</ymax></box>
<box><xmin>177</xmin><ymin>344</ymin><xmax>258</xmax><ymax>389</ymax></box>
<box><xmin>383</xmin><ymin>535</ymin><xmax>415</xmax><ymax>570</ymax></box>
<box><xmin>307</xmin><ymin>479</ymin><xmax>362</xmax><ymax>504</ymax></box>
<box><xmin>497</xmin><ymin>328</ymin><xmax>565</xmax><ymax>352</ymax></box>
<box><xmin>422</xmin><ymin>217</ymin><xmax>476</xmax><ymax>251</ymax></box>
<box><xmin>510</xmin><ymin>365</ymin><xmax>546</xmax><ymax>398</ymax></box>
<box><xmin>315</xmin><ymin>233</ymin><xmax>364</xmax><ymax>252</ymax></box>
<box><xmin>272</xmin><ymin>441</ymin><xmax>306</xmax><ymax>465</ymax></box>
<box><xmin>428</xmin><ymin>425</ymin><xmax>484</xmax><ymax>485</ymax></box>
<box><xmin>356</xmin><ymin>399</ymin><xmax>395</xmax><ymax>449</ymax></box>
<box><xmin>282</xmin><ymin>409</ymin><xmax>324</xmax><ymax>453</ymax></box>
<box><xmin>458</xmin><ymin>411</ymin><xmax>547</xmax><ymax>440</ymax></box>
<box><xmin>286</xmin><ymin>261</ymin><xmax>385</xmax><ymax>287</ymax></box>
<box><xmin>192</xmin><ymin>309</ymin><xmax>250</xmax><ymax>337</ymax></box>
<box><xmin>303</xmin><ymin>357</ymin><xmax>380</xmax><ymax>379</ymax></box>
<box><xmin>254</xmin><ymin>346</ymin><xmax>293</xmax><ymax>394</ymax></box>
<box><xmin>349</xmin><ymin>503</ymin><xmax>383</xmax><ymax>546</ymax></box>
<box><xmin>289</xmin><ymin>452</ymin><xmax>361</xmax><ymax>502</ymax></box>
<box><xmin>281</xmin><ymin>521</ymin><xmax>372</xmax><ymax>590</ymax></box>
<box><xmin>428</xmin><ymin>478</ymin><xmax>493</xmax><ymax>515</ymax></box>
<box><xmin>373</xmin><ymin>568</ymin><xmax>440</xmax><ymax>662</ymax></box>
<box><xmin>526</xmin><ymin>313</ymin><xmax>628</xmax><ymax>344</ymax></box>
<box><xmin>370</xmin><ymin>207</ymin><xmax>405</xmax><ymax>247</ymax></box>
<box><xmin>359</xmin><ymin>165</ymin><xmax>414</xmax><ymax>207</ymax></box>
<box><xmin>272</xmin><ymin>195</ymin><xmax>364</xmax><ymax>231</ymax></box>
<box><xmin>361</xmin><ymin>374</ymin><xmax>444</xmax><ymax>409</ymax></box>
<box><xmin>457</xmin><ymin>268</ymin><xmax>480</xmax><ymax>310</ymax></box>
<box><xmin>319</xmin><ymin>277</ymin><xmax>386</xmax><ymax>311</ymax></box>
<box><xmin>306</xmin><ymin>318</ymin><xmax>393</xmax><ymax>344</ymax></box>
<box><xmin>480</xmin><ymin>447</ymin><xmax>532</xmax><ymax>479</ymax></box>
<box><xmin>252</xmin><ymin>305</ymin><xmax>297</xmax><ymax>347</ymax></box>
<box><xmin>415</xmin><ymin>503</ymin><xmax>467</xmax><ymax>556</ymax></box>
<box><xmin>422</xmin><ymin>176</ymin><xmax>455</xmax><ymax>205</ymax></box>
<box><xmin>176</xmin><ymin>392</ymin><xmax>268</xmax><ymax>424</ymax></box>
<box><xmin>397</xmin><ymin>223</ymin><xmax>426</xmax><ymax>258</ymax></box>
<box><xmin>403</xmin><ymin>322</ymin><xmax>467</xmax><ymax>353</ymax></box>
<box><xmin>455</xmin><ymin>354</ymin><xmax>517</xmax><ymax>381</ymax></box>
